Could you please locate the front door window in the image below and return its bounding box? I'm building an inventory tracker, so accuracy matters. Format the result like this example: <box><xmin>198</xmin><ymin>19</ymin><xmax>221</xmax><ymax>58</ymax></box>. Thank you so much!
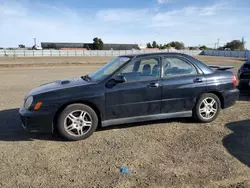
<box><xmin>119</xmin><ymin>57</ymin><xmax>161</xmax><ymax>82</ymax></box>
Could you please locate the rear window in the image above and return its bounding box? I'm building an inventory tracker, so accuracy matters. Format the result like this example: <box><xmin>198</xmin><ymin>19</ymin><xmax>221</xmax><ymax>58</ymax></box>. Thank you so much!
<box><xmin>188</xmin><ymin>56</ymin><xmax>214</xmax><ymax>74</ymax></box>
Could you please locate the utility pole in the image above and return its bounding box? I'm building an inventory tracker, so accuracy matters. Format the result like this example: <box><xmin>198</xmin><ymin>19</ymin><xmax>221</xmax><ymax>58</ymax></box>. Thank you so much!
<box><xmin>33</xmin><ymin>38</ymin><xmax>36</xmax><ymax>46</ymax></box>
<box><xmin>242</xmin><ymin>37</ymin><xmax>245</xmax><ymax>50</ymax></box>
<box><xmin>217</xmin><ymin>38</ymin><xmax>220</xmax><ymax>49</ymax></box>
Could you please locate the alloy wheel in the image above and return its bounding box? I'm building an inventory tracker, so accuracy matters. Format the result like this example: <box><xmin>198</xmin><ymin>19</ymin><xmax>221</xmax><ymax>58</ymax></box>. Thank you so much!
<box><xmin>199</xmin><ymin>97</ymin><xmax>218</xmax><ymax>120</ymax></box>
<box><xmin>64</xmin><ymin>110</ymin><xmax>92</xmax><ymax>137</ymax></box>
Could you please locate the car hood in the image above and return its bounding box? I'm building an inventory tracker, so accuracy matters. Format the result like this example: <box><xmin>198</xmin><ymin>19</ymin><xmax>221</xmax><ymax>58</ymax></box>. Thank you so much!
<box><xmin>27</xmin><ymin>77</ymin><xmax>95</xmax><ymax>97</ymax></box>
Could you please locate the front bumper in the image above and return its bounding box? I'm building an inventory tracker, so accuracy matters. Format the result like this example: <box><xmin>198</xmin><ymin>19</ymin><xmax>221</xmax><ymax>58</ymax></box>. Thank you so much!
<box><xmin>222</xmin><ymin>88</ymin><xmax>239</xmax><ymax>109</ymax></box>
<box><xmin>19</xmin><ymin>106</ymin><xmax>54</xmax><ymax>133</ymax></box>
<box><xmin>238</xmin><ymin>79</ymin><xmax>250</xmax><ymax>93</ymax></box>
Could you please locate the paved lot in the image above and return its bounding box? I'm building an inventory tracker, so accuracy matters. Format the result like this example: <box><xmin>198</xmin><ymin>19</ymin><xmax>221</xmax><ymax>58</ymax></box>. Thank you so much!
<box><xmin>0</xmin><ymin>56</ymin><xmax>250</xmax><ymax>188</ymax></box>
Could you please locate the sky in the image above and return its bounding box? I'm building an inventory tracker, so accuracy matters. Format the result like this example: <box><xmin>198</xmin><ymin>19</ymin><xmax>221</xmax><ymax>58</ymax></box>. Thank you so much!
<box><xmin>0</xmin><ymin>0</ymin><xmax>250</xmax><ymax>48</ymax></box>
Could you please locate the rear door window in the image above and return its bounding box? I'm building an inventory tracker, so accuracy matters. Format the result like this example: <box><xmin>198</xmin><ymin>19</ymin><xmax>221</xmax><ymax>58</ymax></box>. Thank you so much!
<box><xmin>163</xmin><ymin>57</ymin><xmax>198</xmax><ymax>78</ymax></box>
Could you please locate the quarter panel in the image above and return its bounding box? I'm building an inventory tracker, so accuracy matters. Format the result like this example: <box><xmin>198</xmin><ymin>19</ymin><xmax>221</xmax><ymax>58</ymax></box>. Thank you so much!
<box><xmin>205</xmin><ymin>70</ymin><xmax>234</xmax><ymax>92</ymax></box>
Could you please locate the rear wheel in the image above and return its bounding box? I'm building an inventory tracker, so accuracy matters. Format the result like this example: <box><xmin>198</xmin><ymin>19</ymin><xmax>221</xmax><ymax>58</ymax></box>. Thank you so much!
<box><xmin>193</xmin><ymin>93</ymin><xmax>221</xmax><ymax>123</ymax></box>
<box><xmin>57</xmin><ymin>104</ymin><xmax>98</xmax><ymax>141</ymax></box>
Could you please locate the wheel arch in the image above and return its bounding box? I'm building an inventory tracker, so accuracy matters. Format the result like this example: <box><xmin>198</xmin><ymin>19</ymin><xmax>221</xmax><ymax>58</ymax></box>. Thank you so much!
<box><xmin>53</xmin><ymin>100</ymin><xmax>102</xmax><ymax>133</ymax></box>
<box><xmin>195</xmin><ymin>91</ymin><xmax>225</xmax><ymax>109</ymax></box>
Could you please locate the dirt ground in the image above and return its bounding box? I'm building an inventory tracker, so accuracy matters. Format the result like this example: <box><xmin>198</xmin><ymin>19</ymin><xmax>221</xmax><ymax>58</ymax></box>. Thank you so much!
<box><xmin>0</xmin><ymin>55</ymin><xmax>250</xmax><ymax>188</ymax></box>
<box><xmin>0</xmin><ymin>55</ymin><xmax>245</xmax><ymax>73</ymax></box>
<box><xmin>0</xmin><ymin>56</ymin><xmax>115</xmax><ymax>68</ymax></box>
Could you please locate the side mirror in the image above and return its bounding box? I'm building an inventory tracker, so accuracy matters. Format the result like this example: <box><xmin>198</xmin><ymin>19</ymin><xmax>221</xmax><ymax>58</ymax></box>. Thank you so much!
<box><xmin>113</xmin><ymin>75</ymin><xmax>126</xmax><ymax>83</ymax></box>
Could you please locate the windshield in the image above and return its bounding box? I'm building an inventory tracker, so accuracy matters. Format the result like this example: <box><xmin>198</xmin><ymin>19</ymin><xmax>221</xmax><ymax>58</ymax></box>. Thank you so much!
<box><xmin>89</xmin><ymin>57</ymin><xmax>131</xmax><ymax>81</ymax></box>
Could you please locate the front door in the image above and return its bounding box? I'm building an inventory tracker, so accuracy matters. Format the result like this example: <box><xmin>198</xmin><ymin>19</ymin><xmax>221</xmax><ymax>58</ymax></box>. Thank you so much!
<box><xmin>105</xmin><ymin>56</ymin><xmax>162</xmax><ymax>120</ymax></box>
<box><xmin>161</xmin><ymin>55</ymin><xmax>207</xmax><ymax>113</ymax></box>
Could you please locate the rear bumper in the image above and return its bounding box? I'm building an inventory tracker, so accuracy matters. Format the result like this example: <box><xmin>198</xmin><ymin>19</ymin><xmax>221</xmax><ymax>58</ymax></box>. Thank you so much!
<box><xmin>19</xmin><ymin>106</ymin><xmax>54</xmax><ymax>133</ymax></box>
<box><xmin>222</xmin><ymin>88</ymin><xmax>239</xmax><ymax>109</ymax></box>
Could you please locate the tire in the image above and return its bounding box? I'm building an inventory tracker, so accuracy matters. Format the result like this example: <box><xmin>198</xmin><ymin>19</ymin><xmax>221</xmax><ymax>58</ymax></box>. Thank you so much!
<box><xmin>57</xmin><ymin>103</ymin><xmax>98</xmax><ymax>141</ymax></box>
<box><xmin>193</xmin><ymin>93</ymin><xmax>221</xmax><ymax>123</ymax></box>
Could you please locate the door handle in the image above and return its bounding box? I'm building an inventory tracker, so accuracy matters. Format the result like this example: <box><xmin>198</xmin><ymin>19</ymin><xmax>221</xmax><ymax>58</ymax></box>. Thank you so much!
<box><xmin>193</xmin><ymin>78</ymin><xmax>203</xmax><ymax>83</ymax></box>
<box><xmin>148</xmin><ymin>83</ymin><xmax>160</xmax><ymax>88</ymax></box>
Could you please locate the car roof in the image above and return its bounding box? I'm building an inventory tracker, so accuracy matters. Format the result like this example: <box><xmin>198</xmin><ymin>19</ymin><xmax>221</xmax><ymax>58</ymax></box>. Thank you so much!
<box><xmin>119</xmin><ymin>52</ymin><xmax>192</xmax><ymax>58</ymax></box>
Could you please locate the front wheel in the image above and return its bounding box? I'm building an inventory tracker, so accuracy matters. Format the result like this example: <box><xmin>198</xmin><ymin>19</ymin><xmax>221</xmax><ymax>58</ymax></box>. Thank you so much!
<box><xmin>193</xmin><ymin>93</ymin><xmax>221</xmax><ymax>123</ymax></box>
<box><xmin>57</xmin><ymin>104</ymin><xmax>98</xmax><ymax>141</ymax></box>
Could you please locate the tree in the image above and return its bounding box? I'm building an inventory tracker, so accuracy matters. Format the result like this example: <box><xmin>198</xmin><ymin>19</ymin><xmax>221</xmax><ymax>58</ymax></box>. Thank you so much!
<box><xmin>157</xmin><ymin>44</ymin><xmax>166</xmax><ymax>49</ymax></box>
<box><xmin>93</xmin><ymin>37</ymin><xmax>104</xmax><ymax>50</ymax></box>
<box><xmin>175</xmin><ymin>42</ymin><xmax>185</xmax><ymax>50</ymax></box>
<box><xmin>162</xmin><ymin>44</ymin><xmax>167</xmax><ymax>49</ymax></box>
<box><xmin>147</xmin><ymin>42</ymin><xmax>152</xmax><ymax>48</ymax></box>
<box><xmin>166</xmin><ymin>43</ymin><xmax>171</xmax><ymax>49</ymax></box>
<box><xmin>167</xmin><ymin>41</ymin><xmax>185</xmax><ymax>50</ymax></box>
<box><xmin>199</xmin><ymin>45</ymin><xmax>208</xmax><ymax>50</ymax></box>
<box><xmin>152</xmin><ymin>41</ymin><xmax>158</xmax><ymax>48</ymax></box>
<box><xmin>18</xmin><ymin>44</ymin><xmax>25</xmax><ymax>48</ymax></box>
<box><xmin>189</xmin><ymin>47</ymin><xmax>196</xmax><ymax>50</ymax></box>
<box><xmin>223</xmin><ymin>40</ymin><xmax>244</xmax><ymax>51</ymax></box>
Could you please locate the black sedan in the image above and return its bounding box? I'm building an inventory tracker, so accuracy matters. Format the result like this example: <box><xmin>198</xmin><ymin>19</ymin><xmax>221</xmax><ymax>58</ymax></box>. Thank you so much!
<box><xmin>237</xmin><ymin>60</ymin><xmax>250</xmax><ymax>93</ymax></box>
<box><xmin>19</xmin><ymin>52</ymin><xmax>239</xmax><ymax>141</ymax></box>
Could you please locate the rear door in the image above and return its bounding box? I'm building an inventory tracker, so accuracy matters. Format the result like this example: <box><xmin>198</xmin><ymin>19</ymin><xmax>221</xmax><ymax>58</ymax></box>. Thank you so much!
<box><xmin>161</xmin><ymin>55</ymin><xmax>207</xmax><ymax>113</ymax></box>
<box><xmin>105</xmin><ymin>56</ymin><xmax>162</xmax><ymax>120</ymax></box>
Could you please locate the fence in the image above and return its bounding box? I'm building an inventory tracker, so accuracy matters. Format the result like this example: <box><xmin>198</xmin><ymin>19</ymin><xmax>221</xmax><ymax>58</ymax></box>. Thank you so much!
<box><xmin>1</xmin><ymin>49</ymin><xmax>249</xmax><ymax>59</ymax></box>
<box><xmin>0</xmin><ymin>49</ymin><xmax>202</xmax><ymax>57</ymax></box>
<box><xmin>203</xmin><ymin>50</ymin><xmax>250</xmax><ymax>59</ymax></box>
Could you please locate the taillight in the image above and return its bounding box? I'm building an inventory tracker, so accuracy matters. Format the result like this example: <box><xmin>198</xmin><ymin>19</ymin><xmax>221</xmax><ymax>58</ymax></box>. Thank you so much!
<box><xmin>232</xmin><ymin>75</ymin><xmax>237</xmax><ymax>87</ymax></box>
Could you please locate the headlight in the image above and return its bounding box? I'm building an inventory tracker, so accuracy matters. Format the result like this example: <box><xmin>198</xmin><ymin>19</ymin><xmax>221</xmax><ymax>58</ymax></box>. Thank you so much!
<box><xmin>24</xmin><ymin>96</ymin><xmax>33</xmax><ymax>109</ymax></box>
